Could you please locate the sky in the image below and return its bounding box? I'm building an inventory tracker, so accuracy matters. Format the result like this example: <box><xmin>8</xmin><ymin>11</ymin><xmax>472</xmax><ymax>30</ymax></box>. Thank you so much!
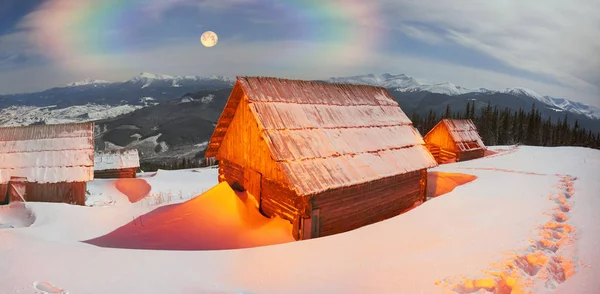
<box><xmin>0</xmin><ymin>0</ymin><xmax>599</xmax><ymax>106</ymax></box>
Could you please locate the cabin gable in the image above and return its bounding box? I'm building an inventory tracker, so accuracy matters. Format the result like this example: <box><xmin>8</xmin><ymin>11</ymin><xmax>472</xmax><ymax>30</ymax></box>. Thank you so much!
<box><xmin>216</xmin><ymin>93</ymin><xmax>287</xmax><ymax>186</ymax></box>
<box><xmin>425</xmin><ymin>121</ymin><xmax>457</xmax><ymax>152</ymax></box>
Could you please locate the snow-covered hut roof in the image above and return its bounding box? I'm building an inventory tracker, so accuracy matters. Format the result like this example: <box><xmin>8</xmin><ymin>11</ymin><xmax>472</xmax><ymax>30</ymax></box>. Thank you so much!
<box><xmin>440</xmin><ymin>119</ymin><xmax>486</xmax><ymax>151</ymax></box>
<box><xmin>207</xmin><ymin>76</ymin><xmax>437</xmax><ymax>196</ymax></box>
<box><xmin>94</xmin><ymin>149</ymin><xmax>140</xmax><ymax>171</ymax></box>
<box><xmin>0</xmin><ymin>122</ymin><xmax>94</xmax><ymax>183</ymax></box>
<box><xmin>0</xmin><ymin>169</ymin><xmax>9</xmax><ymax>184</ymax></box>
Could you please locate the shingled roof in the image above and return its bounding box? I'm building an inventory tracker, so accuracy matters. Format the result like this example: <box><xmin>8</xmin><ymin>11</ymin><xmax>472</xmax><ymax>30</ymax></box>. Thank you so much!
<box><xmin>438</xmin><ymin>119</ymin><xmax>486</xmax><ymax>151</ymax></box>
<box><xmin>0</xmin><ymin>122</ymin><xmax>94</xmax><ymax>183</ymax></box>
<box><xmin>207</xmin><ymin>77</ymin><xmax>437</xmax><ymax>196</ymax></box>
<box><xmin>94</xmin><ymin>149</ymin><xmax>140</xmax><ymax>171</ymax></box>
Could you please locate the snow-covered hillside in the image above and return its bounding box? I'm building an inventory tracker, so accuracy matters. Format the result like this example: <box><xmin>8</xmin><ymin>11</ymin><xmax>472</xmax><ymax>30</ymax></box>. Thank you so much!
<box><xmin>1</xmin><ymin>146</ymin><xmax>598</xmax><ymax>293</ymax></box>
<box><xmin>0</xmin><ymin>104</ymin><xmax>144</xmax><ymax>126</ymax></box>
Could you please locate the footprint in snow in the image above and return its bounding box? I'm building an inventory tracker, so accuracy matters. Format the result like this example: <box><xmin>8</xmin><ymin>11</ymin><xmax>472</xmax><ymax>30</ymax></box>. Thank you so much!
<box><xmin>32</xmin><ymin>281</ymin><xmax>68</xmax><ymax>294</ymax></box>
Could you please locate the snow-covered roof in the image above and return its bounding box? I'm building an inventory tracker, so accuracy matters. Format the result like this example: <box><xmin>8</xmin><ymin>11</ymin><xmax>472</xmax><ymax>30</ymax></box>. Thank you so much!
<box><xmin>207</xmin><ymin>77</ymin><xmax>438</xmax><ymax>196</ymax></box>
<box><xmin>94</xmin><ymin>149</ymin><xmax>140</xmax><ymax>171</ymax></box>
<box><xmin>441</xmin><ymin>119</ymin><xmax>486</xmax><ymax>151</ymax></box>
<box><xmin>0</xmin><ymin>122</ymin><xmax>94</xmax><ymax>183</ymax></box>
<box><xmin>0</xmin><ymin>169</ymin><xmax>9</xmax><ymax>184</ymax></box>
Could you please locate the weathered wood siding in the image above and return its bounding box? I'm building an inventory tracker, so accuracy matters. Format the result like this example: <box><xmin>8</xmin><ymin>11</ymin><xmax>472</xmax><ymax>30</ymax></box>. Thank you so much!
<box><xmin>216</xmin><ymin>94</ymin><xmax>286</xmax><ymax>184</ymax></box>
<box><xmin>26</xmin><ymin>182</ymin><xmax>86</xmax><ymax>205</ymax></box>
<box><xmin>260</xmin><ymin>177</ymin><xmax>303</xmax><ymax>222</ymax></box>
<box><xmin>309</xmin><ymin>169</ymin><xmax>426</xmax><ymax>238</ymax></box>
<box><xmin>458</xmin><ymin>149</ymin><xmax>485</xmax><ymax>162</ymax></box>
<box><xmin>218</xmin><ymin>159</ymin><xmax>245</xmax><ymax>190</ymax></box>
<box><xmin>94</xmin><ymin>167</ymin><xmax>137</xmax><ymax>179</ymax></box>
<box><xmin>424</xmin><ymin>123</ymin><xmax>457</xmax><ymax>153</ymax></box>
<box><xmin>6</xmin><ymin>181</ymin><xmax>86</xmax><ymax>205</ymax></box>
<box><xmin>0</xmin><ymin>184</ymin><xmax>7</xmax><ymax>204</ymax></box>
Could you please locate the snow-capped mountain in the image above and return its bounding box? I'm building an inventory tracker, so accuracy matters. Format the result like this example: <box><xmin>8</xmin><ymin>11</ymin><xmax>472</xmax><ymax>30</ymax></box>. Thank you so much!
<box><xmin>2</xmin><ymin>72</ymin><xmax>598</xmax><ymax>122</ymax></box>
<box><xmin>66</xmin><ymin>78</ymin><xmax>112</xmax><ymax>87</ymax></box>
<box><xmin>128</xmin><ymin>72</ymin><xmax>234</xmax><ymax>89</ymax></box>
<box><xmin>0</xmin><ymin>72</ymin><xmax>235</xmax><ymax>109</ymax></box>
<box><xmin>328</xmin><ymin>73</ymin><xmax>421</xmax><ymax>89</ymax></box>
<box><xmin>328</xmin><ymin>73</ymin><xmax>600</xmax><ymax>120</ymax></box>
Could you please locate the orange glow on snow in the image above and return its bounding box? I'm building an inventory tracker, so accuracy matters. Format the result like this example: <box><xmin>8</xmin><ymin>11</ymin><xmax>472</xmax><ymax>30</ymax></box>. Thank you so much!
<box><xmin>114</xmin><ymin>178</ymin><xmax>151</xmax><ymax>203</ymax></box>
<box><xmin>84</xmin><ymin>182</ymin><xmax>294</xmax><ymax>250</ymax></box>
<box><xmin>526</xmin><ymin>251</ymin><xmax>549</xmax><ymax>268</ymax></box>
<box><xmin>427</xmin><ymin>171</ymin><xmax>477</xmax><ymax>198</ymax></box>
<box><xmin>484</xmin><ymin>149</ymin><xmax>499</xmax><ymax>157</ymax></box>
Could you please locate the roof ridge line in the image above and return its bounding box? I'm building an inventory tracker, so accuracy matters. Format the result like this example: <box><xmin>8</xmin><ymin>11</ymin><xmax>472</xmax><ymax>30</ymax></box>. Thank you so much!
<box><xmin>274</xmin><ymin>144</ymin><xmax>425</xmax><ymax>163</ymax></box>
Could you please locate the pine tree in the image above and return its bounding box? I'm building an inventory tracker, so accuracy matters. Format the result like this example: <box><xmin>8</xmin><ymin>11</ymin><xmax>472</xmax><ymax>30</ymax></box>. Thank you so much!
<box><xmin>465</xmin><ymin>101</ymin><xmax>471</xmax><ymax>119</ymax></box>
<box><xmin>571</xmin><ymin>120</ymin><xmax>580</xmax><ymax>145</ymax></box>
<box><xmin>497</xmin><ymin>108</ymin><xmax>511</xmax><ymax>144</ymax></box>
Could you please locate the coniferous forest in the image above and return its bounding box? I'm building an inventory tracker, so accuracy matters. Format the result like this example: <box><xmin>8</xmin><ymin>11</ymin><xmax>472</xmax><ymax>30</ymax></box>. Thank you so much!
<box><xmin>411</xmin><ymin>101</ymin><xmax>600</xmax><ymax>150</ymax></box>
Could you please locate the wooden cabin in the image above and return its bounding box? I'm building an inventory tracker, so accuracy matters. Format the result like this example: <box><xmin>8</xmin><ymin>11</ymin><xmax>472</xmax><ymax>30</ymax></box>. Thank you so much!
<box><xmin>94</xmin><ymin>149</ymin><xmax>140</xmax><ymax>178</ymax></box>
<box><xmin>0</xmin><ymin>122</ymin><xmax>94</xmax><ymax>205</ymax></box>
<box><xmin>424</xmin><ymin>119</ymin><xmax>486</xmax><ymax>163</ymax></box>
<box><xmin>205</xmin><ymin>77</ymin><xmax>438</xmax><ymax>240</ymax></box>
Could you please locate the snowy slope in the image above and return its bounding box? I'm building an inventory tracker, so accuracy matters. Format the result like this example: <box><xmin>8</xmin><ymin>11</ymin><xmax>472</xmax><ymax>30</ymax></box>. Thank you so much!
<box><xmin>0</xmin><ymin>104</ymin><xmax>144</xmax><ymax>126</ymax></box>
<box><xmin>0</xmin><ymin>146</ymin><xmax>598</xmax><ymax>293</ymax></box>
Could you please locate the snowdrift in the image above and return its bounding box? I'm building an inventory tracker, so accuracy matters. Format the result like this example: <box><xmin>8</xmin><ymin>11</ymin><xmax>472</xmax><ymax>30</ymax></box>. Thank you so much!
<box><xmin>114</xmin><ymin>178</ymin><xmax>152</xmax><ymax>203</ymax></box>
<box><xmin>427</xmin><ymin>171</ymin><xmax>477</xmax><ymax>198</ymax></box>
<box><xmin>0</xmin><ymin>202</ymin><xmax>35</xmax><ymax>229</ymax></box>
<box><xmin>84</xmin><ymin>182</ymin><xmax>294</xmax><ymax>250</ymax></box>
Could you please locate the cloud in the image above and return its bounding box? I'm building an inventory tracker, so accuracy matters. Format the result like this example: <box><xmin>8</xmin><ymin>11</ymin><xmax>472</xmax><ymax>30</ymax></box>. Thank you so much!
<box><xmin>396</xmin><ymin>25</ymin><xmax>444</xmax><ymax>44</ymax></box>
<box><xmin>141</xmin><ymin>0</ymin><xmax>255</xmax><ymax>19</ymax></box>
<box><xmin>381</xmin><ymin>0</ymin><xmax>600</xmax><ymax>97</ymax></box>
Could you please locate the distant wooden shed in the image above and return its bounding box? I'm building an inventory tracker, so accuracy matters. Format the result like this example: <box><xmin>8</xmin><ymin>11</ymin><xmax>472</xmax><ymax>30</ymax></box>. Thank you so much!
<box><xmin>0</xmin><ymin>122</ymin><xmax>94</xmax><ymax>205</ymax></box>
<box><xmin>424</xmin><ymin>119</ymin><xmax>486</xmax><ymax>163</ymax></box>
<box><xmin>94</xmin><ymin>149</ymin><xmax>140</xmax><ymax>179</ymax></box>
<box><xmin>206</xmin><ymin>77</ymin><xmax>438</xmax><ymax>240</ymax></box>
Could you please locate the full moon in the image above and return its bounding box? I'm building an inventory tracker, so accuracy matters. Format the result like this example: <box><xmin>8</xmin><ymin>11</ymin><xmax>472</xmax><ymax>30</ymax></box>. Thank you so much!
<box><xmin>201</xmin><ymin>31</ymin><xmax>218</xmax><ymax>48</ymax></box>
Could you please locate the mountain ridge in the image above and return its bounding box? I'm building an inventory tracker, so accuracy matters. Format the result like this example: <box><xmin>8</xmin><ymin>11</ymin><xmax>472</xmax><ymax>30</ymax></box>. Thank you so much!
<box><xmin>1</xmin><ymin>72</ymin><xmax>598</xmax><ymax>120</ymax></box>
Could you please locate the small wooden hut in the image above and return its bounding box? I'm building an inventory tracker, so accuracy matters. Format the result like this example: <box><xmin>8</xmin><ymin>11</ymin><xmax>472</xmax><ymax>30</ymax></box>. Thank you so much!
<box><xmin>94</xmin><ymin>149</ymin><xmax>140</xmax><ymax>178</ymax></box>
<box><xmin>0</xmin><ymin>122</ymin><xmax>94</xmax><ymax>205</ymax></box>
<box><xmin>424</xmin><ymin>119</ymin><xmax>486</xmax><ymax>163</ymax></box>
<box><xmin>205</xmin><ymin>77</ymin><xmax>438</xmax><ymax>240</ymax></box>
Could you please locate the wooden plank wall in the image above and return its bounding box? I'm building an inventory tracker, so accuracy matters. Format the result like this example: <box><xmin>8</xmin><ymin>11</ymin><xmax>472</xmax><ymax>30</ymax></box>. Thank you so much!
<box><xmin>0</xmin><ymin>184</ymin><xmax>7</xmax><ymax>204</ymax></box>
<box><xmin>219</xmin><ymin>159</ymin><xmax>245</xmax><ymax>190</ymax></box>
<box><xmin>24</xmin><ymin>182</ymin><xmax>86</xmax><ymax>206</ymax></box>
<box><xmin>458</xmin><ymin>149</ymin><xmax>485</xmax><ymax>162</ymax></box>
<box><xmin>311</xmin><ymin>170</ymin><xmax>425</xmax><ymax>237</ymax></box>
<box><xmin>94</xmin><ymin>168</ymin><xmax>137</xmax><ymax>179</ymax></box>
<box><xmin>260</xmin><ymin>177</ymin><xmax>303</xmax><ymax>222</ymax></box>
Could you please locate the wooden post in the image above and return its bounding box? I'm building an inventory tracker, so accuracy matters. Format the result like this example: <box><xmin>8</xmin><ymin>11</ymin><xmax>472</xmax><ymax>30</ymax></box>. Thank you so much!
<box><xmin>292</xmin><ymin>215</ymin><xmax>301</xmax><ymax>240</ymax></box>
<box><xmin>311</xmin><ymin>209</ymin><xmax>321</xmax><ymax>238</ymax></box>
<box><xmin>301</xmin><ymin>217</ymin><xmax>312</xmax><ymax>240</ymax></box>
